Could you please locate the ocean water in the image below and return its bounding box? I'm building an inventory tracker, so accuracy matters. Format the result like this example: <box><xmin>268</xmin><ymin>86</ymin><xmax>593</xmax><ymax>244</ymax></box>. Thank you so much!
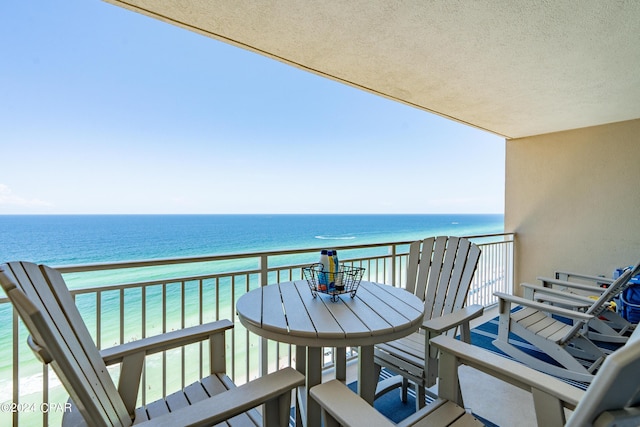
<box><xmin>0</xmin><ymin>214</ymin><xmax>503</xmax><ymax>421</ymax></box>
<box><xmin>0</xmin><ymin>214</ymin><xmax>503</xmax><ymax>266</ymax></box>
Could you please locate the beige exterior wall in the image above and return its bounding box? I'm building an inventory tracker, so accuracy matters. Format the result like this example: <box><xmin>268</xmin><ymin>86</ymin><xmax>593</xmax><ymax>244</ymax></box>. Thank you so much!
<box><xmin>505</xmin><ymin>119</ymin><xmax>640</xmax><ymax>291</ymax></box>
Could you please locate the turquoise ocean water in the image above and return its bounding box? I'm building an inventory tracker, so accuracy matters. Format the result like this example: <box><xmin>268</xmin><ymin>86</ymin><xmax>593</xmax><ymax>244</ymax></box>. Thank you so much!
<box><xmin>0</xmin><ymin>214</ymin><xmax>503</xmax><ymax>420</ymax></box>
<box><xmin>0</xmin><ymin>214</ymin><xmax>503</xmax><ymax>267</ymax></box>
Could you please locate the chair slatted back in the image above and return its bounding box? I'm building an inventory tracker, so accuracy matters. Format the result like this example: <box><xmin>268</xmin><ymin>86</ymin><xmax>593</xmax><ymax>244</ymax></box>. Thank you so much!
<box><xmin>0</xmin><ymin>262</ymin><xmax>130</xmax><ymax>427</ymax></box>
<box><xmin>404</xmin><ymin>238</ymin><xmax>425</xmax><ymax>296</ymax></box>
<box><xmin>562</xmin><ymin>263</ymin><xmax>640</xmax><ymax>343</ymax></box>
<box><xmin>422</xmin><ymin>237</ymin><xmax>447</xmax><ymax>314</ymax></box>
<box><xmin>588</xmin><ymin>263</ymin><xmax>640</xmax><ymax>317</ymax></box>
<box><xmin>407</xmin><ymin>237</ymin><xmax>481</xmax><ymax>323</ymax></box>
<box><xmin>567</xmin><ymin>326</ymin><xmax>640</xmax><ymax>427</ymax></box>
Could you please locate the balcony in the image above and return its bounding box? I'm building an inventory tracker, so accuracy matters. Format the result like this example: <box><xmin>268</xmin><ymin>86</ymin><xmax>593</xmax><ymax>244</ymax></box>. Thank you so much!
<box><xmin>0</xmin><ymin>233</ymin><xmax>513</xmax><ymax>426</ymax></box>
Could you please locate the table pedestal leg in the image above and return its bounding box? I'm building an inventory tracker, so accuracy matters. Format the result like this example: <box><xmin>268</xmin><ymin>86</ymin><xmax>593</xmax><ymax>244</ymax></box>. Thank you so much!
<box><xmin>335</xmin><ymin>347</ymin><xmax>346</xmax><ymax>382</ymax></box>
<box><xmin>295</xmin><ymin>346</ymin><xmax>321</xmax><ymax>427</ymax></box>
<box><xmin>295</xmin><ymin>345</ymin><xmax>306</xmax><ymax>376</ymax></box>
<box><xmin>295</xmin><ymin>345</ymin><xmax>306</xmax><ymax>427</ymax></box>
<box><xmin>358</xmin><ymin>345</ymin><xmax>375</xmax><ymax>405</ymax></box>
<box><xmin>306</xmin><ymin>347</ymin><xmax>322</xmax><ymax>427</ymax></box>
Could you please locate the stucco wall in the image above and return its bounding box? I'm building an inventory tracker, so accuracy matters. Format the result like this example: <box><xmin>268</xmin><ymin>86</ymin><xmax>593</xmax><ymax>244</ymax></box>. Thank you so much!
<box><xmin>505</xmin><ymin>119</ymin><xmax>640</xmax><ymax>291</ymax></box>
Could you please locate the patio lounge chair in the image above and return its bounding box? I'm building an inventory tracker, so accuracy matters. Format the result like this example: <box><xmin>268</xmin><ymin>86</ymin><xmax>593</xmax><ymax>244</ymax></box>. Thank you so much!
<box><xmin>521</xmin><ymin>263</ymin><xmax>640</xmax><ymax>343</ymax></box>
<box><xmin>493</xmin><ymin>266</ymin><xmax>639</xmax><ymax>383</ymax></box>
<box><xmin>310</xmin><ymin>327</ymin><xmax>640</xmax><ymax>427</ymax></box>
<box><xmin>0</xmin><ymin>261</ymin><xmax>304</xmax><ymax>427</ymax></box>
<box><xmin>373</xmin><ymin>236</ymin><xmax>483</xmax><ymax>408</ymax></box>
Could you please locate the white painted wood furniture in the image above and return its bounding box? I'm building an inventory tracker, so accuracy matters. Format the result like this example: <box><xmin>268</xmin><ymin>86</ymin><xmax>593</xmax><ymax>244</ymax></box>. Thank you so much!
<box><xmin>521</xmin><ymin>263</ymin><xmax>640</xmax><ymax>343</ymax></box>
<box><xmin>373</xmin><ymin>236</ymin><xmax>483</xmax><ymax>409</ymax></box>
<box><xmin>0</xmin><ymin>261</ymin><xmax>304</xmax><ymax>427</ymax></box>
<box><xmin>236</xmin><ymin>280</ymin><xmax>424</xmax><ymax>427</ymax></box>
<box><xmin>311</xmin><ymin>327</ymin><xmax>640</xmax><ymax>427</ymax></box>
<box><xmin>493</xmin><ymin>264</ymin><xmax>640</xmax><ymax>383</ymax></box>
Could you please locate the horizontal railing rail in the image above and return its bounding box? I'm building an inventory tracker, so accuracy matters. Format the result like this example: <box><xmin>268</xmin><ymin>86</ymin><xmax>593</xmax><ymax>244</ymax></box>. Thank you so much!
<box><xmin>0</xmin><ymin>233</ymin><xmax>514</xmax><ymax>427</ymax></box>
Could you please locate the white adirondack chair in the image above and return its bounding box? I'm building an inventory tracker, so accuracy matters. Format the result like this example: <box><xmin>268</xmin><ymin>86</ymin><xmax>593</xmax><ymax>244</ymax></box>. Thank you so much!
<box><xmin>311</xmin><ymin>327</ymin><xmax>640</xmax><ymax>427</ymax></box>
<box><xmin>521</xmin><ymin>263</ymin><xmax>640</xmax><ymax>343</ymax></box>
<box><xmin>493</xmin><ymin>265</ymin><xmax>640</xmax><ymax>383</ymax></box>
<box><xmin>0</xmin><ymin>261</ymin><xmax>304</xmax><ymax>427</ymax></box>
<box><xmin>373</xmin><ymin>236</ymin><xmax>483</xmax><ymax>409</ymax></box>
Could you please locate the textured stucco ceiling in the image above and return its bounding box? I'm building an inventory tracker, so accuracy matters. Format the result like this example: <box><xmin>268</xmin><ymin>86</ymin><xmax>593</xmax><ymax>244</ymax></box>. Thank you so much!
<box><xmin>104</xmin><ymin>0</ymin><xmax>640</xmax><ymax>139</ymax></box>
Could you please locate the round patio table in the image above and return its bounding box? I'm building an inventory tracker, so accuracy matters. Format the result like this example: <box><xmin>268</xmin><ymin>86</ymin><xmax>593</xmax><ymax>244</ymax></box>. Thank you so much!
<box><xmin>236</xmin><ymin>280</ymin><xmax>424</xmax><ymax>427</ymax></box>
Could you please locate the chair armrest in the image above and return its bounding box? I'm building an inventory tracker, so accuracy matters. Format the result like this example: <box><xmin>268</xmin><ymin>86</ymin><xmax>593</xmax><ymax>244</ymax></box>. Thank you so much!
<box><xmin>555</xmin><ymin>271</ymin><xmax>614</xmax><ymax>286</ymax></box>
<box><xmin>101</xmin><ymin>319</ymin><xmax>233</xmax><ymax>365</ymax></box>
<box><xmin>521</xmin><ymin>283</ymin><xmax>596</xmax><ymax>306</ymax></box>
<box><xmin>494</xmin><ymin>292</ymin><xmax>594</xmax><ymax>321</ymax></box>
<box><xmin>141</xmin><ymin>367</ymin><xmax>305</xmax><ymax>427</ymax></box>
<box><xmin>101</xmin><ymin>319</ymin><xmax>233</xmax><ymax>416</ymax></box>
<box><xmin>430</xmin><ymin>335</ymin><xmax>583</xmax><ymax>410</ymax></box>
<box><xmin>539</xmin><ymin>276</ymin><xmax>609</xmax><ymax>293</ymax></box>
<box><xmin>311</xmin><ymin>380</ymin><xmax>394</xmax><ymax>427</ymax></box>
<box><xmin>315</xmin><ymin>336</ymin><xmax>585</xmax><ymax>427</ymax></box>
<box><xmin>421</xmin><ymin>304</ymin><xmax>484</xmax><ymax>334</ymax></box>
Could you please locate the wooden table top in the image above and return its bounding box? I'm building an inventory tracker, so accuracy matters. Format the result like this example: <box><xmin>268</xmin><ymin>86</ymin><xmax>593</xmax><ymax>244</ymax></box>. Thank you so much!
<box><xmin>236</xmin><ymin>280</ymin><xmax>424</xmax><ymax>347</ymax></box>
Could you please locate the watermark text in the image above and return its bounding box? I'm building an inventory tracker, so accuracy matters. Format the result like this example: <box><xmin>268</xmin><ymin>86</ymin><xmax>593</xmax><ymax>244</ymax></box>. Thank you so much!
<box><xmin>1</xmin><ymin>402</ymin><xmax>72</xmax><ymax>413</ymax></box>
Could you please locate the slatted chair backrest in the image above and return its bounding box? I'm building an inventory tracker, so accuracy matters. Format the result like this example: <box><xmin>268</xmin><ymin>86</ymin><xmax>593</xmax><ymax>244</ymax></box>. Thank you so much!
<box><xmin>587</xmin><ymin>262</ymin><xmax>640</xmax><ymax>318</ymax></box>
<box><xmin>0</xmin><ymin>262</ymin><xmax>131</xmax><ymax>427</ymax></box>
<box><xmin>406</xmin><ymin>236</ymin><xmax>481</xmax><ymax>325</ymax></box>
<box><xmin>561</xmin><ymin>264</ymin><xmax>640</xmax><ymax>344</ymax></box>
<box><xmin>566</xmin><ymin>326</ymin><xmax>640</xmax><ymax>427</ymax></box>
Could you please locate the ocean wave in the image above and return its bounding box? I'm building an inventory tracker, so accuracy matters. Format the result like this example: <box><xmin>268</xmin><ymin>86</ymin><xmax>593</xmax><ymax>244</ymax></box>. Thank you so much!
<box><xmin>0</xmin><ymin>372</ymin><xmax>63</xmax><ymax>397</ymax></box>
<box><xmin>314</xmin><ymin>235</ymin><xmax>356</xmax><ymax>240</ymax></box>
<box><xmin>3</xmin><ymin>364</ymin><xmax>124</xmax><ymax>398</ymax></box>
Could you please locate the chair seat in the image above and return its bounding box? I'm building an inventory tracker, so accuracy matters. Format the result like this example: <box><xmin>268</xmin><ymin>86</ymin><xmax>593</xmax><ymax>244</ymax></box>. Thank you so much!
<box><xmin>133</xmin><ymin>374</ymin><xmax>261</xmax><ymax>425</ymax></box>
<box><xmin>375</xmin><ymin>332</ymin><xmax>425</xmax><ymax>378</ymax></box>
<box><xmin>62</xmin><ymin>373</ymin><xmax>263</xmax><ymax>426</ymax></box>
<box><xmin>522</xmin><ymin>272</ymin><xmax>637</xmax><ymax>344</ymax></box>
<box><xmin>511</xmin><ymin>307</ymin><xmax>574</xmax><ymax>344</ymax></box>
<box><xmin>62</xmin><ymin>374</ymin><xmax>262</xmax><ymax>426</ymax></box>
<box><xmin>408</xmin><ymin>400</ymin><xmax>483</xmax><ymax>427</ymax></box>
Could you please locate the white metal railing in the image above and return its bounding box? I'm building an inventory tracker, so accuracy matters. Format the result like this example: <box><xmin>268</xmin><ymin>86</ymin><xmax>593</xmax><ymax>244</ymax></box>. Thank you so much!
<box><xmin>0</xmin><ymin>233</ymin><xmax>513</xmax><ymax>426</ymax></box>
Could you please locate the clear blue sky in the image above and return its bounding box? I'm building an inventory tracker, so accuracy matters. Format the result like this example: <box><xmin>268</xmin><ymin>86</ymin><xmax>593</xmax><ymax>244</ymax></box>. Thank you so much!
<box><xmin>0</xmin><ymin>0</ymin><xmax>504</xmax><ymax>215</ymax></box>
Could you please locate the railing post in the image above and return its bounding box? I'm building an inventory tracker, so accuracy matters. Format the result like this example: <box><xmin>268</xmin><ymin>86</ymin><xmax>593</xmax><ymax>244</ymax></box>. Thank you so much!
<box><xmin>259</xmin><ymin>254</ymin><xmax>269</xmax><ymax>287</ymax></box>
<box><xmin>259</xmin><ymin>255</ymin><xmax>269</xmax><ymax>377</ymax></box>
<box><xmin>12</xmin><ymin>308</ymin><xmax>19</xmax><ymax>427</ymax></box>
<box><xmin>508</xmin><ymin>234</ymin><xmax>515</xmax><ymax>295</ymax></box>
<box><xmin>389</xmin><ymin>244</ymin><xmax>397</xmax><ymax>287</ymax></box>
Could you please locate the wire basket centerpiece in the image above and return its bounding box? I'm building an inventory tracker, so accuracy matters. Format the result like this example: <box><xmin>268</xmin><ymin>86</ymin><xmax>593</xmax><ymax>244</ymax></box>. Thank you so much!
<box><xmin>303</xmin><ymin>263</ymin><xmax>365</xmax><ymax>302</ymax></box>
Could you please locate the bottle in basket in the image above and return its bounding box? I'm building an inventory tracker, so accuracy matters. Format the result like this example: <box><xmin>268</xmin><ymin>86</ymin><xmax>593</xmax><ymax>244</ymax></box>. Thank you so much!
<box><xmin>318</xmin><ymin>249</ymin><xmax>330</xmax><ymax>290</ymax></box>
<box><xmin>327</xmin><ymin>250</ymin><xmax>336</xmax><ymax>290</ymax></box>
<box><xmin>333</xmin><ymin>250</ymin><xmax>344</xmax><ymax>291</ymax></box>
